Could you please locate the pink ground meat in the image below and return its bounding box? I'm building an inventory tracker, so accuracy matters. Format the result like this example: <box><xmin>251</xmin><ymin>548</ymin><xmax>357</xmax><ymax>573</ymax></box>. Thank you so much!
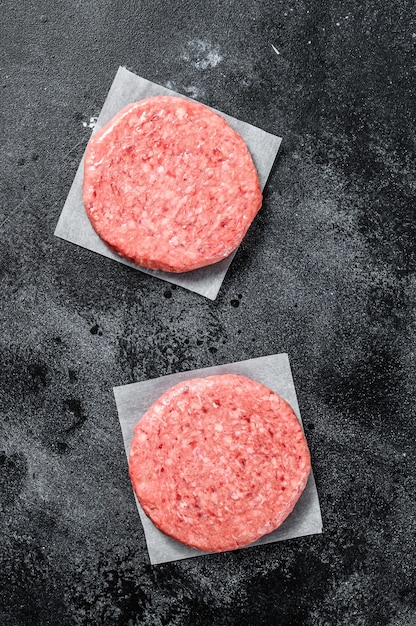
<box><xmin>83</xmin><ymin>96</ymin><xmax>262</xmax><ymax>272</ymax></box>
<box><xmin>129</xmin><ymin>374</ymin><xmax>311</xmax><ymax>552</ymax></box>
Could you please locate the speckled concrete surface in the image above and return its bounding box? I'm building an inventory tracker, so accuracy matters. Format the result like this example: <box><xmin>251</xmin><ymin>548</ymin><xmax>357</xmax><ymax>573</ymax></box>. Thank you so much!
<box><xmin>1</xmin><ymin>1</ymin><xmax>415</xmax><ymax>624</ymax></box>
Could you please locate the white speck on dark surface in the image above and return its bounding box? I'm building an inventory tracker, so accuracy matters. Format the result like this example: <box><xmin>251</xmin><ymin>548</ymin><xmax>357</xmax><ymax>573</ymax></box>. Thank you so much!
<box><xmin>82</xmin><ymin>116</ymin><xmax>98</xmax><ymax>129</ymax></box>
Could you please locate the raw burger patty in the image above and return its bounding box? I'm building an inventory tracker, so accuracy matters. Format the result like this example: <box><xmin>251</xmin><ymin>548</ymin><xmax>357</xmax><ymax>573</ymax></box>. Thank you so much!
<box><xmin>83</xmin><ymin>96</ymin><xmax>262</xmax><ymax>272</ymax></box>
<box><xmin>129</xmin><ymin>374</ymin><xmax>311</xmax><ymax>552</ymax></box>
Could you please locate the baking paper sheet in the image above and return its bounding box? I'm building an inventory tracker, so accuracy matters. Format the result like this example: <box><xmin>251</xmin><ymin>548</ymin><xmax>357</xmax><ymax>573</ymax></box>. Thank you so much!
<box><xmin>113</xmin><ymin>353</ymin><xmax>323</xmax><ymax>565</ymax></box>
<box><xmin>54</xmin><ymin>66</ymin><xmax>282</xmax><ymax>300</ymax></box>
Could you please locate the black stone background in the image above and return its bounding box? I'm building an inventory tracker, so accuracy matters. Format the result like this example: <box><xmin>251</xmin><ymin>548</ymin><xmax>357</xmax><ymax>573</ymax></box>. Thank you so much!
<box><xmin>1</xmin><ymin>1</ymin><xmax>415</xmax><ymax>624</ymax></box>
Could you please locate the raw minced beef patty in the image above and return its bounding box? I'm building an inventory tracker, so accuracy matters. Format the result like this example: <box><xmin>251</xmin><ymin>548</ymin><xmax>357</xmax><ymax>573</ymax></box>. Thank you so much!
<box><xmin>129</xmin><ymin>374</ymin><xmax>311</xmax><ymax>552</ymax></box>
<box><xmin>83</xmin><ymin>96</ymin><xmax>262</xmax><ymax>273</ymax></box>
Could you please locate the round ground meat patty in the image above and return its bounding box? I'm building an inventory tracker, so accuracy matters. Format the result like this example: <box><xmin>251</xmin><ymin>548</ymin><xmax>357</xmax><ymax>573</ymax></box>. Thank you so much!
<box><xmin>83</xmin><ymin>96</ymin><xmax>262</xmax><ymax>272</ymax></box>
<box><xmin>129</xmin><ymin>374</ymin><xmax>311</xmax><ymax>552</ymax></box>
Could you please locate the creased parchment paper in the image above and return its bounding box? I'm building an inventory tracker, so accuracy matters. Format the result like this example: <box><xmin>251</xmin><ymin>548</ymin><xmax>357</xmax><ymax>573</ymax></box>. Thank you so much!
<box><xmin>113</xmin><ymin>353</ymin><xmax>322</xmax><ymax>565</ymax></box>
<box><xmin>54</xmin><ymin>66</ymin><xmax>282</xmax><ymax>300</ymax></box>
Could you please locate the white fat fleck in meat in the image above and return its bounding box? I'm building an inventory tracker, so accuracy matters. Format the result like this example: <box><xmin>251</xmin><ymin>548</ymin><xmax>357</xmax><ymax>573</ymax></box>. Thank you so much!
<box><xmin>175</xmin><ymin>106</ymin><xmax>188</xmax><ymax>119</ymax></box>
<box><xmin>135</xmin><ymin>431</ymin><xmax>148</xmax><ymax>444</ymax></box>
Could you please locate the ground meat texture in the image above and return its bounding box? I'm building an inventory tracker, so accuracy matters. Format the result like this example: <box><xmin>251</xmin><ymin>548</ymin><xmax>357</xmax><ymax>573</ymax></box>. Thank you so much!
<box><xmin>82</xmin><ymin>96</ymin><xmax>262</xmax><ymax>273</ymax></box>
<box><xmin>129</xmin><ymin>374</ymin><xmax>311</xmax><ymax>553</ymax></box>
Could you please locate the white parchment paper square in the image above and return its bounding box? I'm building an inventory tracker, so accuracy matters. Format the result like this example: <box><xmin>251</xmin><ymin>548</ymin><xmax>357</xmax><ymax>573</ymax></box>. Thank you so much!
<box><xmin>113</xmin><ymin>354</ymin><xmax>323</xmax><ymax>564</ymax></box>
<box><xmin>54</xmin><ymin>66</ymin><xmax>282</xmax><ymax>300</ymax></box>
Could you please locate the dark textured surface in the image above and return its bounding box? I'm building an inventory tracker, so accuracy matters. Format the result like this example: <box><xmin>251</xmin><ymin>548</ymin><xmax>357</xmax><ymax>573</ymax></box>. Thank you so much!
<box><xmin>1</xmin><ymin>0</ymin><xmax>415</xmax><ymax>624</ymax></box>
